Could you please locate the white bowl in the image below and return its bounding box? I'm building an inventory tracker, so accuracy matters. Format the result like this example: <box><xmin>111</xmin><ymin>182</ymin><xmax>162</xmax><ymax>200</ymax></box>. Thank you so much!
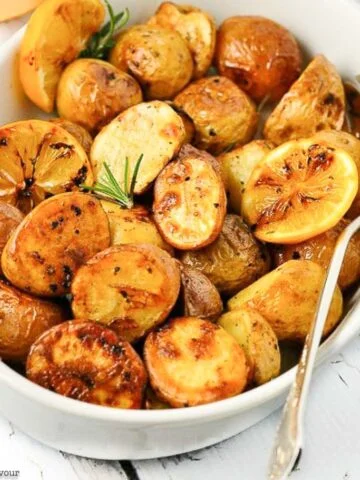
<box><xmin>0</xmin><ymin>0</ymin><xmax>360</xmax><ymax>461</ymax></box>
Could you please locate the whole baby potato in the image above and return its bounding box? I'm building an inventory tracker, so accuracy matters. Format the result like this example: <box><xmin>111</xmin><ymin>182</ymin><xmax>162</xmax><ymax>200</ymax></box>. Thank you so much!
<box><xmin>215</xmin><ymin>16</ymin><xmax>302</xmax><ymax>102</ymax></box>
<box><xmin>109</xmin><ymin>25</ymin><xmax>193</xmax><ymax>100</ymax></box>
<box><xmin>57</xmin><ymin>58</ymin><xmax>143</xmax><ymax>133</ymax></box>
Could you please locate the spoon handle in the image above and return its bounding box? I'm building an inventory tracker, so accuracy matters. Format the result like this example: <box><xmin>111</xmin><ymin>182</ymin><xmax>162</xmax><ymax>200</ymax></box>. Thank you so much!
<box><xmin>268</xmin><ymin>216</ymin><xmax>360</xmax><ymax>480</ymax></box>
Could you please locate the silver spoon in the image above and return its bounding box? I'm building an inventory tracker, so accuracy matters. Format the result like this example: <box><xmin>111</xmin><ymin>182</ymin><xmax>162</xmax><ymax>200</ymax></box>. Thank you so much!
<box><xmin>268</xmin><ymin>215</ymin><xmax>360</xmax><ymax>480</ymax></box>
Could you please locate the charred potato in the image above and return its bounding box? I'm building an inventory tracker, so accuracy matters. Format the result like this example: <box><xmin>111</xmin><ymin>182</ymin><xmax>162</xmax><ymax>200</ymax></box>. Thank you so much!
<box><xmin>180</xmin><ymin>214</ymin><xmax>270</xmax><ymax>296</ymax></box>
<box><xmin>228</xmin><ymin>260</ymin><xmax>343</xmax><ymax>342</ymax></box>
<box><xmin>26</xmin><ymin>320</ymin><xmax>147</xmax><ymax>409</ymax></box>
<box><xmin>144</xmin><ymin>317</ymin><xmax>248</xmax><ymax>407</ymax></box>
<box><xmin>0</xmin><ymin>203</ymin><xmax>24</xmax><ymax>274</ymax></box>
<box><xmin>49</xmin><ymin>118</ymin><xmax>93</xmax><ymax>155</ymax></box>
<box><xmin>218</xmin><ymin>308</ymin><xmax>280</xmax><ymax>385</ymax></box>
<box><xmin>109</xmin><ymin>25</ymin><xmax>193</xmax><ymax>100</ymax></box>
<box><xmin>1</xmin><ymin>192</ymin><xmax>111</xmax><ymax>297</ymax></box>
<box><xmin>174</xmin><ymin>76</ymin><xmax>258</xmax><ymax>154</ymax></box>
<box><xmin>215</xmin><ymin>16</ymin><xmax>302</xmax><ymax>103</ymax></box>
<box><xmin>153</xmin><ymin>144</ymin><xmax>226</xmax><ymax>250</ymax></box>
<box><xmin>57</xmin><ymin>59</ymin><xmax>143</xmax><ymax>133</ymax></box>
<box><xmin>264</xmin><ymin>55</ymin><xmax>345</xmax><ymax>145</ymax></box>
<box><xmin>0</xmin><ymin>281</ymin><xmax>67</xmax><ymax>362</ymax></box>
<box><xmin>148</xmin><ymin>2</ymin><xmax>216</xmax><ymax>79</ymax></box>
<box><xmin>71</xmin><ymin>244</ymin><xmax>180</xmax><ymax>343</ymax></box>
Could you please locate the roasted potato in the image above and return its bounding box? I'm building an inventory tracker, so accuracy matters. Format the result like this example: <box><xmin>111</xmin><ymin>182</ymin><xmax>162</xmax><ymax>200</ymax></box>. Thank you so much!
<box><xmin>219</xmin><ymin>140</ymin><xmax>274</xmax><ymax>214</ymax></box>
<box><xmin>215</xmin><ymin>16</ymin><xmax>302</xmax><ymax>103</ymax></box>
<box><xmin>166</xmin><ymin>102</ymin><xmax>195</xmax><ymax>144</ymax></box>
<box><xmin>71</xmin><ymin>244</ymin><xmax>180</xmax><ymax>343</ymax></box>
<box><xmin>179</xmin><ymin>264</ymin><xmax>223</xmax><ymax>322</ymax></box>
<box><xmin>0</xmin><ymin>281</ymin><xmax>67</xmax><ymax>362</ymax></box>
<box><xmin>148</xmin><ymin>2</ymin><xmax>216</xmax><ymax>79</ymax></box>
<box><xmin>49</xmin><ymin>118</ymin><xmax>93</xmax><ymax>155</ymax></box>
<box><xmin>174</xmin><ymin>76</ymin><xmax>258</xmax><ymax>154</ymax></box>
<box><xmin>272</xmin><ymin>219</ymin><xmax>360</xmax><ymax>291</ymax></box>
<box><xmin>228</xmin><ymin>260</ymin><xmax>343</xmax><ymax>342</ymax></box>
<box><xmin>180</xmin><ymin>214</ymin><xmax>270</xmax><ymax>296</ymax></box>
<box><xmin>153</xmin><ymin>144</ymin><xmax>226</xmax><ymax>250</ymax></box>
<box><xmin>0</xmin><ymin>203</ymin><xmax>24</xmax><ymax>274</ymax></box>
<box><xmin>57</xmin><ymin>59</ymin><xmax>143</xmax><ymax>133</ymax></box>
<box><xmin>26</xmin><ymin>320</ymin><xmax>147</xmax><ymax>409</ymax></box>
<box><xmin>1</xmin><ymin>192</ymin><xmax>111</xmax><ymax>297</ymax></box>
<box><xmin>264</xmin><ymin>55</ymin><xmax>345</xmax><ymax>145</ymax></box>
<box><xmin>145</xmin><ymin>387</ymin><xmax>170</xmax><ymax>410</ymax></box>
<box><xmin>144</xmin><ymin>317</ymin><xmax>248</xmax><ymax>407</ymax></box>
<box><xmin>109</xmin><ymin>25</ymin><xmax>193</xmax><ymax>100</ymax></box>
<box><xmin>218</xmin><ymin>308</ymin><xmax>280</xmax><ymax>385</ymax></box>
<box><xmin>91</xmin><ymin>101</ymin><xmax>185</xmax><ymax>194</ymax></box>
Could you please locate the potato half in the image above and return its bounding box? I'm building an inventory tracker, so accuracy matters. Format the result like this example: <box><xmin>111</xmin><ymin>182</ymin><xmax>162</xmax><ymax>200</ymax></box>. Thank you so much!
<box><xmin>71</xmin><ymin>244</ymin><xmax>180</xmax><ymax>343</ymax></box>
<box><xmin>1</xmin><ymin>192</ymin><xmax>111</xmax><ymax>297</ymax></box>
<box><xmin>0</xmin><ymin>203</ymin><xmax>24</xmax><ymax>275</ymax></box>
<box><xmin>228</xmin><ymin>260</ymin><xmax>343</xmax><ymax>342</ymax></box>
<box><xmin>26</xmin><ymin>320</ymin><xmax>147</xmax><ymax>409</ymax></box>
<box><xmin>49</xmin><ymin>118</ymin><xmax>93</xmax><ymax>155</ymax></box>
<box><xmin>144</xmin><ymin>317</ymin><xmax>248</xmax><ymax>407</ymax></box>
<box><xmin>153</xmin><ymin>144</ymin><xmax>226</xmax><ymax>250</ymax></box>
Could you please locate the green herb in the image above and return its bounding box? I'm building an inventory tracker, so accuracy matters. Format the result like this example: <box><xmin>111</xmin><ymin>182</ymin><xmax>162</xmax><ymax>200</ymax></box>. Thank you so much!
<box><xmin>81</xmin><ymin>155</ymin><xmax>143</xmax><ymax>208</ymax></box>
<box><xmin>79</xmin><ymin>1</ymin><xmax>129</xmax><ymax>59</ymax></box>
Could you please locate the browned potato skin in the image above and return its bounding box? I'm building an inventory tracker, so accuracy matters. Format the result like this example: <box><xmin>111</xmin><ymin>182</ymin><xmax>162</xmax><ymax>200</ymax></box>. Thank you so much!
<box><xmin>0</xmin><ymin>281</ymin><xmax>67</xmax><ymax>362</ymax></box>
<box><xmin>144</xmin><ymin>317</ymin><xmax>248</xmax><ymax>407</ymax></box>
<box><xmin>272</xmin><ymin>219</ymin><xmax>360</xmax><ymax>291</ymax></box>
<box><xmin>174</xmin><ymin>76</ymin><xmax>258</xmax><ymax>154</ymax></box>
<box><xmin>1</xmin><ymin>192</ymin><xmax>111</xmax><ymax>297</ymax></box>
<box><xmin>180</xmin><ymin>214</ymin><xmax>270</xmax><ymax>296</ymax></box>
<box><xmin>26</xmin><ymin>320</ymin><xmax>147</xmax><ymax>409</ymax></box>
<box><xmin>215</xmin><ymin>16</ymin><xmax>302</xmax><ymax>103</ymax></box>
<box><xmin>71</xmin><ymin>244</ymin><xmax>180</xmax><ymax>343</ymax></box>
<box><xmin>166</xmin><ymin>102</ymin><xmax>195</xmax><ymax>144</ymax></box>
<box><xmin>109</xmin><ymin>25</ymin><xmax>193</xmax><ymax>100</ymax></box>
<box><xmin>0</xmin><ymin>203</ymin><xmax>24</xmax><ymax>275</ymax></box>
<box><xmin>49</xmin><ymin>118</ymin><xmax>93</xmax><ymax>155</ymax></box>
<box><xmin>57</xmin><ymin>59</ymin><xmax>143</xmax><ymax>133</ymax></box>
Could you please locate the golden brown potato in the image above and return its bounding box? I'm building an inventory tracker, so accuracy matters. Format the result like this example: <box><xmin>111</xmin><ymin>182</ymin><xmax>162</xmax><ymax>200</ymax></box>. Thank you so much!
<box><xmin>71</xmin><ymin>244</ymin><xmax>180</xmax><ymax>343</ymax></box>
<box><xmin>145</xmin><ymin>387</ymin><xmax>170</xmax><ymax>410</ymax></box>
<box><xmin>218</xmin><ymin>308</ymin><xmax>280</xmax><ymax>385</ymax></box>
<box><xmin>264</xmin><ymin>55</ymin><xmax>345</xmax><ymax>145</ymax></box>
<box><xmin>174</xmin><ymin>76</ymin><xmax>258</xmax><ymax>154</ymax></box>
<box><xmin>148</xmin><ymin>2</ymin><xmax>216</xmax><ymax>79</ymax></box>
<box><xmin>215</xmin><ymin>16</ymin><xmax>302</xmax><ymax>103</ymax></box>
<box><xmin>219</xmin><ymin>140</ymin><xmax>274</xmax><ymax>214</ymax></box>
<box><xmin>228</xmin><ymin>260</ymin><xmax>343</xmax><ymax>342</ymax></box>
<box><xmin>144</xmin><ymin>317</ymin><xmax>248</xmax><ymax>407</ymax></box>
<box><xmin>109</xmin><ymin>25</ymin><xmax>193</xmax><ymax>100</ymax></box>
<box><xmin>49</xmin><ymin>118</ymin><xmax>93</xmax><ymax>155</ymax></box>
<box><xmin>0</xmin><ymin>203</ymin><xmax>24</xmax><ymax>274</ymax></box>
<box><xmin>272</xmin><ymin>219</ymin><xmax>360</xmax><ymax>291</ymax></box>
<box><xmin>57</xmin><ymin>59</ymin><xmax>143</xmax><ymax>133</ymax></box>
<box><xmin>0</xmin><ymin>281</ymin><xmax>67</xmax><ymax>362</ymax></box>
<box><xmin>153</xmin><ymin>144</ymin><xmax>226</xmax><ymax>250</ymax></box>
<box><xmin>166</xmin><ymin>102</ymin><xmax>195</xmax><ymax>144</ymax></box>
<box><xmin>1</xmin><ymin>192</ymin><xmax>111</xmax><ymax>297</ymax></box>
<box><xmin>26</xmin><ymin>320</ymin><xmax>147</xmax><ymax>409</ymax></box>
<box><xmin>179</xmin><ymin>263</ymin><xmax>223</xmax><ymax>322</ymax></box>
<box><xmin>180</xmin><ymin>214</ymin><xmax>270</xmax><ymax>296</ymax></box>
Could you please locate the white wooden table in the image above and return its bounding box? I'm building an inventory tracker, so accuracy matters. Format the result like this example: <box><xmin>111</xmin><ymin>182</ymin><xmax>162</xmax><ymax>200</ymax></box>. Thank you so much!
<box><xmin>1</xmin><ymin>18</ymin><xmax>360</xmax><ymax>480</ymax></box>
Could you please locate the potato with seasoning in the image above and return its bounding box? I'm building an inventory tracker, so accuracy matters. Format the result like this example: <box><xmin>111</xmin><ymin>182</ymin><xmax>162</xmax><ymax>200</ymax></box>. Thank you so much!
<box><xmin>26</xmin><ymin>320</ymin><xmax>147</xmax><ymax>409</ymax></box>
<box><xmin>166</xmin><ymin>102</ymin><xmax>195</xmax><ymax>144</ymax></box>
<box><xmin>153</xmin><ymin>144</ymin><xmax>226</xmax><ymax>250</ymax></box>
<box><xmin>1</xmin><ymin>192</ymin><xmax>111</xmax><ymax>297</ymax></box>
<box><xmin>71</xmin><ymin>244</ymin><xmax>180</xmax><ymax>343</ymax></box>
<box><xmin>144</xmin><ymin>317</ymin><xmax>248</xmax><ymax>407</ymax></box>
<box><xmin>49</xmin><ymin>118</ymin><xmax>93</xmax><ymax>155</ymax></box>
<box><xmin>180</xmin><ymin>214</ymin><xmax>270</xmax><ymax>296</ymax></box>
<box><xmin>0</xmin><ymin>203</ymin><xmax>24</xmax><ymax>274</ymax></box>
<box><xmin>174</xmin><ymin>76</ymin><xmax>257</xmax><ymax>154</ymax></box>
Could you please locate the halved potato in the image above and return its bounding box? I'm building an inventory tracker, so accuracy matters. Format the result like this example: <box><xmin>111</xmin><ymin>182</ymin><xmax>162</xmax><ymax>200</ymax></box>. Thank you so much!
<box><xmin>19</xmin><ymin>0</ymin><xmax>105</xmax><ymax>112</ymax></box>
<box><xmin>144</xmin><ymin>317</ymin><xmax>248</xmax><ymax>407</ymax></box>
<box><xmin>228</xmin><ymin>260</ymin><xmax>343</xmax><ymax>342</ymax></box>
<box><xmin>0</xmin><ymin>203</ymin><xmax>24</xmax><ymax>274</ymax></box>
<box><xmin>0</xmin><ymin>281</ymin><xmax>67</xmax><ymax>362</ymax></box>
<box><xmin>0</xmin><ymin>120</ymin><xmax>93</xmax><ymax>213</ymax></box>
<box><xmin>218</xmin><ymin>308</ymin><xmax>281</xmax><ymax>385</ymax></box>
<box><xmin>90</xmin><ymin>101</ymin><xmax>185</xmax><ymax>194</ymax></box>
<box><xmin>49</xmin><ymin>118</ymin><xmax>93</xmax><ymax>155</ymax></box>
<box><xmin>26</xmin><ymin>320</ymin><xmax>147</xmax><ymax>409</ymax></box>
<box><xmin>1</xmin><ymin>192</ymin><xmax>111</xmax><ymax>297</ymax></box>
<box><xmin>148</xmin><ymin>2</ymin><xmax>216</xmax><ymax>79</ymax></box>
<box><xmin>264</xmin><ymin>55</ymin><xmax>345</xmax><ymax>145</ymax></box>
<box><xmin>71</xmin><ymin>244</ymin><xmax>180</xmax><ymax>343</ymax></box>
<box><xmin>153</xmin><ymin>144</ymin><xmax>226</xmax><ymax>250</ymax></box>
<box><xmin>166</xmin><ymin>102</ymin><xmax>195</xmax><ymax>144</ymax></box>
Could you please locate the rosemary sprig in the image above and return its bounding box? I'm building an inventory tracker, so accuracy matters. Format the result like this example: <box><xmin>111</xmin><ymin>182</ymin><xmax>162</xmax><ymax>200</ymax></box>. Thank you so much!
<box><xmin>81</xmin><ymin>154</ymin><xmax>143</xmax><ymax>208</ymax></box>
<box><xmin>79</xmin><ymin>1</ymin><xmax>130</xmax><ymax>59</ymax></box>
